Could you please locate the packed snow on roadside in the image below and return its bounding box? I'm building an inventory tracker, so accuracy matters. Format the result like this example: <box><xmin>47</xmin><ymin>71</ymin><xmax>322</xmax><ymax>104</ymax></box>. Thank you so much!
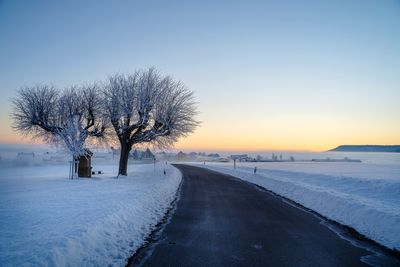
<box><xmin>192</xmin><ymin>161</ymin><xmax>400</xmax><ymax>250</ymax></box>
<box><xmin>0</xmin><ymin>161</ymin><xmax>181</xmax><ymax>267</ymax></box>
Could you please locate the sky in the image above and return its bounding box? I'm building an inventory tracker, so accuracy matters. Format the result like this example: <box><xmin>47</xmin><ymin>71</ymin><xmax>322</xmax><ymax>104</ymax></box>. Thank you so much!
<box><xmin>0</xmin><ymin>0</ymin><xmax>399</xmax><ymax>152</ymax></box>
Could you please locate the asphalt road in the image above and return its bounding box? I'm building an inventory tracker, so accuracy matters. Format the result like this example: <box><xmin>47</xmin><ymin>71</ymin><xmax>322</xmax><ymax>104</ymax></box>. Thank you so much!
<box><xmin>129</xmin><ymin>164</ymin><xmax>372</xmax><ymax>267</ymax></box>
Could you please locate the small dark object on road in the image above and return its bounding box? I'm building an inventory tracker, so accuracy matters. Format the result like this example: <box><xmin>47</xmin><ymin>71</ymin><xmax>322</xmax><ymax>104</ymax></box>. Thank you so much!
<box><xmin>254</xmin><ymin>167</ymin><xmax>257</xmax><ymax>174</ymax></box>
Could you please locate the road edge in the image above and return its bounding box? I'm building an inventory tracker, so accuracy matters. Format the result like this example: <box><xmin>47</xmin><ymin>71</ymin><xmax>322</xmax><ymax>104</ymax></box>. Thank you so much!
<box><xmin>125</xmin><ymin>165</ymin><xmax>184</xmax><ymax>267</ymax></box>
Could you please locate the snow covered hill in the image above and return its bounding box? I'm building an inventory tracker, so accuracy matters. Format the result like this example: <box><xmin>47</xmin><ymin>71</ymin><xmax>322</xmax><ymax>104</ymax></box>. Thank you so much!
<box><xmin>0</xmin><ymin>162</ymin><xmax>181</xmax><ymax>267</ymax></box>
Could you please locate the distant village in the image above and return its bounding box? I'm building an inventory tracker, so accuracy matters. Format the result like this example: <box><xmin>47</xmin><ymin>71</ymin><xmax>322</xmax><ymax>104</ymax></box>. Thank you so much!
<box><xmin>2</xmin><ymin>148</ymin><xmax>294</xmax><ymax>165</ymax></box>
<box><xmin>0</xmin><ymin>147</ymin><xmax>362</xmax><ymax>167</ymax></box>
<box><xmin>128</xmin><ymin>150</ymin><xmax>296</xmax><ymax>163</ymax></box>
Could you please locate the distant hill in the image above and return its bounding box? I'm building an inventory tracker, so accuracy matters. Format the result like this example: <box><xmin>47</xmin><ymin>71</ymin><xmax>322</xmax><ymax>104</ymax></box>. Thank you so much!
<box><xmin>329</xmin><ymin>145</ymin><xmax>400</xmax><ymax>153</ymax></box>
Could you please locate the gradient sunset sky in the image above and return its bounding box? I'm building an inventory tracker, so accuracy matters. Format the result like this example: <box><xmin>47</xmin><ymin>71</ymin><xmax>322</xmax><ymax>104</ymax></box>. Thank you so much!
<box><xmin>0</xmin><ymin>0</ymin><xmax>399</xmax><ymax>152</ymax></box>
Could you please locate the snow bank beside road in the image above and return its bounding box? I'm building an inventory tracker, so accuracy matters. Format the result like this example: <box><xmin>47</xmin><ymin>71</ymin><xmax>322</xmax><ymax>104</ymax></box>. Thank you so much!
<box><xmin>0</xmin><ymin>163</ymin><xmax>181</xmax><ymax>267</ymax></box>
<box><xmin>192</xmin><ymin>163</ymin><xmax>400</xmax><ymax>251</ymax></box>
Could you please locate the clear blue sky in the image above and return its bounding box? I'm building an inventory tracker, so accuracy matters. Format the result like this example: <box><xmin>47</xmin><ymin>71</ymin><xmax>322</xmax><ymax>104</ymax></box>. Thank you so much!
<box><xmin>1</xmin><ymin>0</ymin><xmax>399</xmax><ymax>151</ymax></box>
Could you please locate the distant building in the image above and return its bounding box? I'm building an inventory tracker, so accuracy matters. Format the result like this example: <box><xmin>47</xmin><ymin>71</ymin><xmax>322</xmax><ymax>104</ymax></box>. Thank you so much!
<box><xmin>230</xmin><ymin>154</ymin><xmax>255</xmax><ymax>162</ymax></box>
<box><xmin>155</xmin><ymin>151</ymin><xmax>168</xmax><ymax>160</ymax></box>
<box><xmin>130</xmin><ymin>148</ymin><xmax>155</xmax><ymax>160</ymax></box>
<box><xmin>176</xmin><ymin>151</ymin><xmax>187</xmax><ymax>161</ymax></box>
<box><xmin>188</xmin><ymin>152</ymin><xmax>198</xmax><ymax>160</ymax></box>
<box><xmin>131</xmin><ymin>149</ymin><xmax>140</xmax><ymax>160</ymax></box>
<box><xmin>143</xmin><ymin>148</ymin><xmax>155</xmax><ymax>159</ymax></box>
<box><xmin>230</xmin><ymin>154</ymin><xmax>248</xmax><ymax>160</ymax></box>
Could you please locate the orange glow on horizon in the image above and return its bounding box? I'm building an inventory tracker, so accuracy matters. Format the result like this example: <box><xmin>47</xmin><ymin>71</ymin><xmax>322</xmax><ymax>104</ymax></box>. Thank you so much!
<box><xmin>2</xmin><ymin>115</ymin><xmax>399</xmax><ymax>152</ymax></box>
<box><xmin>2</xmin><ymin>133</ymin><xmax>399</xmax><ymax>153</ymax></box>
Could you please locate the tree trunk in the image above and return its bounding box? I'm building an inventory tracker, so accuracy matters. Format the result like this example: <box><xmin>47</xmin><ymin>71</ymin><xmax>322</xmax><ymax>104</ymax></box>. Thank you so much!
<box><xmin>118</xmin><ymin>143</ymin><xmax>131</xmax><ymax>176</ymax></box>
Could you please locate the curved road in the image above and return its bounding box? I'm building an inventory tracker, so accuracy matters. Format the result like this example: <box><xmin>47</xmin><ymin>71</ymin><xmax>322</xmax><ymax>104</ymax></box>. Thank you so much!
<box><xmin>130</xmin><ymin>165</ymin><xmax>373</xmax><ymax>266</ymax></box>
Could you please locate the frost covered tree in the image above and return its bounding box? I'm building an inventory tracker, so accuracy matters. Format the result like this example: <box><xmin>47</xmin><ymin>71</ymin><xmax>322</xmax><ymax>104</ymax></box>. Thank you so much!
<box><xmin>103</xmin><ymin>68</ymin><xmax>199</xmax><ymax>175</ymax></box>
<box><xmin>12</xmin><ymin>85</ymin><xmax>107</xmax><ymax>178</ymax></box>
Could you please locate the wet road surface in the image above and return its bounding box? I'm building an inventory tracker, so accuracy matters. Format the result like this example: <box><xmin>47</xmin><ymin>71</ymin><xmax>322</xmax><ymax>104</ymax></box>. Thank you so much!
<box><xmin>129</xmin><ymin>165</ymin><xmax>373</xmax><ymax>267</ymax></box>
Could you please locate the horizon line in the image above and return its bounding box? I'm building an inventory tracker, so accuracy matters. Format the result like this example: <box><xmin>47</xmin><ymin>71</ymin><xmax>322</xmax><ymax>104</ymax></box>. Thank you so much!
<box><xmin>3</xmin><ymin>141</ymin><xmax>399</xmax><ymax>154</ymax></box>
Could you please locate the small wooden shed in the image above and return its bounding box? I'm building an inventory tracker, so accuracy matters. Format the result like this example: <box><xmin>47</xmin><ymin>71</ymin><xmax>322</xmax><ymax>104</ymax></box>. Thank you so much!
<box><xmin>78</xmin><ymin>149</ymin><xmax>93</xmax><ymax>178</ymax></box>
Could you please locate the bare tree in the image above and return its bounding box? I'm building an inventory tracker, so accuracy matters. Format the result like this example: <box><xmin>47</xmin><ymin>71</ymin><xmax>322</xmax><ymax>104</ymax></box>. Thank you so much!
<box><xmin>12</xmin><ymin>84</ymin><xmax>107</xmax><ymax>178</ymax></box>
<box><xmin>103</xmin><ymin>68</ymin><xmax>199</xmax><ymax>175</ymax></box>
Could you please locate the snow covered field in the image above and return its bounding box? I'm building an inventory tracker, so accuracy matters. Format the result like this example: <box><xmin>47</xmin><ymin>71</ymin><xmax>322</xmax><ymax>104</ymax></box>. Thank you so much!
<box><xmin>0</xmin><ymin>161</ymin><xmax>181</xmax><ymax>266</ymax></box>
<box><xmin>192</xmin><ymin>154</ymin><xmax>400</xmax><ymax>251</ymax></box>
